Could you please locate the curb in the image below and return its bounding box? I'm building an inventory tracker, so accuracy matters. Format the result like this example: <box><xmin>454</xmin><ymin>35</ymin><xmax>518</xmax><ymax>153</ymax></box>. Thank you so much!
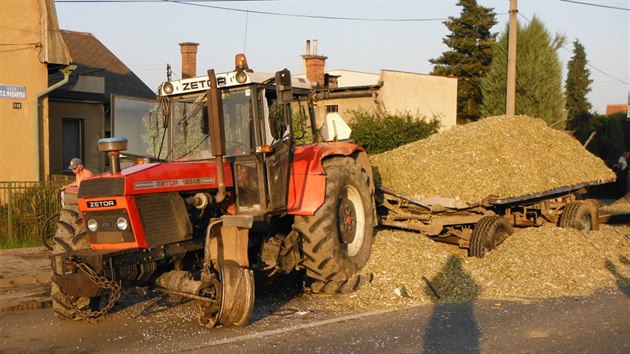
<box><xmin>0</xmin><ymin>297</ymin><xmax>52</xmax><ymax>313</ymax></box>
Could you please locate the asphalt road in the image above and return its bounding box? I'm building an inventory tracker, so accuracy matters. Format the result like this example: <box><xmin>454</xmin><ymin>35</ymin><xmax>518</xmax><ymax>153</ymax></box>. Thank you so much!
<box><xmin>1</xmin><ymin>286</ymin><xmax>629</xmax><ymax>353</ymax></box>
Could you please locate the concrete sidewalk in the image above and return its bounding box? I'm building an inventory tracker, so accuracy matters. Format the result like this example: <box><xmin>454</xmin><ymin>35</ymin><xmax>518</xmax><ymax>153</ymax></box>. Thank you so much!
<box><xmin>0</xmin><ymin>247</ymin><xmax>52</xmax><ymax>312</ymax></box>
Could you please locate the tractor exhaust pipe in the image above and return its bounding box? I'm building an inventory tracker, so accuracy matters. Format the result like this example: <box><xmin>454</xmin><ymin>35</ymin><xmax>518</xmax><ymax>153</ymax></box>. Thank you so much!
<box><xmin>97</xmin><ymin>137</ymin><xmax>128</xmax><ymax>175</ymax></box>
<box><xmin>206</xmin><ymin>69</ymin><xmax>227</xmax><ymax>203</ymax></box>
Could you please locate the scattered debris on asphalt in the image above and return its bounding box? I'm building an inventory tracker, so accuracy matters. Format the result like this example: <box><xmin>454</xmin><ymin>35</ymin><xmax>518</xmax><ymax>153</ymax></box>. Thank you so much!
<box><xmin>304</xmin><ymin>224</ymin><xmax>630</xmax><ymax>312</ymax></box>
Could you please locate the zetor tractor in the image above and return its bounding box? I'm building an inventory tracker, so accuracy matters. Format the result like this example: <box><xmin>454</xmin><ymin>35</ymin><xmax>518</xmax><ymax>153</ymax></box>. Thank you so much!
<box><xmin>49</xmin><ymin>54</ymin><xmax>376</xmax><ymax>327</ymax></box>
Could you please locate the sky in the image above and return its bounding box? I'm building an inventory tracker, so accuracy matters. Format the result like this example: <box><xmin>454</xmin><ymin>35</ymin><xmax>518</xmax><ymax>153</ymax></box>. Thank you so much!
<box><xmin>54</xmin><ymin>0</ymin><xmax>629</xmax><ymax>114</ymax></box>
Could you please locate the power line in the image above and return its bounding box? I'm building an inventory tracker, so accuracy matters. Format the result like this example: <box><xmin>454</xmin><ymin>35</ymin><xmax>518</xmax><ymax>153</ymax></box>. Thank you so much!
<box><xmin>169</xmin><ymin>0</ymin><xmax>449</xmax><ymax>21</ymax></box>
<box><xmin>558</xmin><ymin>0</ymin><xmax>629</xmax><ymax>12</ymax></box>
<box><xmin>56</xmin><ymin>0</ymin><xmax>280</xmax><ymax>2</ymax></box>
<box><xmin>54</xmin><ymin>0</ymin><xmax>627</xmax><ymax>85</ymax></box>
<box><xmin>56</xmin><ymin>0</ymin><xmax>451</xmax><ymax>22</ymax></box>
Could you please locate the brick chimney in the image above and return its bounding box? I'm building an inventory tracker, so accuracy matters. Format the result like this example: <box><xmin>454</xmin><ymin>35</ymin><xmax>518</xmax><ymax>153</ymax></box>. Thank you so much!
<box><xmin>301</xmin><ymin>39</ymin><xmax>327</xmax><ymax>87</ymax></box>
<box><xmin>179</xmin><ymin>42</ymin><xmax>199</xmax><ymax>79</ymax></box>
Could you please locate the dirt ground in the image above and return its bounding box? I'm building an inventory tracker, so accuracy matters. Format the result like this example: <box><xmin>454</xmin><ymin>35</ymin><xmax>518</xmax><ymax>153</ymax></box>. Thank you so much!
<box><xmin>0</xmin><ymin>247</ymin><xmax>52</xmax><ymax>312</ymax></box>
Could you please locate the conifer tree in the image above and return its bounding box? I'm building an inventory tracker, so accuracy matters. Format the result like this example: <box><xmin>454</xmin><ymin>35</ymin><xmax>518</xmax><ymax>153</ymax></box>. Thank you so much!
<box><xmin>565</xmin><ymin>39</ymin><xmax>593</xmax><ymax>132</ymax></box>
<box><xmin>430</xmin><ymin>0</ymin><xmax>497</xmax><ymax>123</ymax></box>
<box><xmin>480</xmin><ymin>16</ymin><xmax>566</xmax><ymax>125</ymax></box>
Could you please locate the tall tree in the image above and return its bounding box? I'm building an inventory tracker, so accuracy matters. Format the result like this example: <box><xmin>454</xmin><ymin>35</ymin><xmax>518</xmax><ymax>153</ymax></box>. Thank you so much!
<box><xmin>565</xmin><ymin>39</ymin><xmax>593</xmax><ymax>132</ymax></box>
<box><xmin>430</xmin><ymin>0</ymin><xmax>497</xmax><ymax>123</ymax></box>
<box><xmin>480</xmin><ymin>16</ymin><xmax>566</xmax><ymax>125</ymax></box>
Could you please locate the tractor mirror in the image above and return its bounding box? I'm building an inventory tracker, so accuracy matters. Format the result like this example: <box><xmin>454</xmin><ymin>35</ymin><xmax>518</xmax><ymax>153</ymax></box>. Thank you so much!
<box><xmin>275</xmin><ymin>69</ymin><xmax>292</xmax><ymax>104</ymax></box>
<box><xmin>206</xmin><ymin>69</ymin><xmax>226</xmax><ymax>156</ymax></box>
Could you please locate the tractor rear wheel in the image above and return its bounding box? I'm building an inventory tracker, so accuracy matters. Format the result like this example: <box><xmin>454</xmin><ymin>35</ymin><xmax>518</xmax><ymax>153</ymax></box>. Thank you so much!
<box><xmin>558</xmin><ymin>200</ymin><xmax>598</xmax><ymax>234</ymax></box>
<box><xmin>50</xmin><ymin>205</ymin><xmax>99</xmax><ymax>320</ymax></box>
<box><xmin>294</xmin><ymin>157</ymin><xmax>374</xmax><ymax>292</ymax></box>
<box><xmin>468</xmin><ymin>216</ymin><xmax>513</xmax><ymax>258</ymax></box>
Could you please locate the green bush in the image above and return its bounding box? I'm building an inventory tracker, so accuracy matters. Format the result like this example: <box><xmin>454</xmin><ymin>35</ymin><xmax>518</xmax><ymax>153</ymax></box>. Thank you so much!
<box><xmin>348</xmin><ymin>109</ymin><xmax>441</xmax><ymax>154</ymax></box>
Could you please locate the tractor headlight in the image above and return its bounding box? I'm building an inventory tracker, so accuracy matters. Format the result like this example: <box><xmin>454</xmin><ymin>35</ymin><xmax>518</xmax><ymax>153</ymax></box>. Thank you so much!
<box><xmin>116</xmin><ymin>217</ymin><xmax>129</xmax><ymax>231</ymax></box>
<box><xmin>235</xmin><ymin>70</ymin><xmax>248</xmax><ymax>83</ymax></box>
<box><xmin>87</xmin><ymin>219</ymin><xmax>98</xmax><ymax>232</ymax></box>
<box><xmin>162</xmin><ymin>82</ymin><xmax>174</xmax><ymax>94</ymax></box>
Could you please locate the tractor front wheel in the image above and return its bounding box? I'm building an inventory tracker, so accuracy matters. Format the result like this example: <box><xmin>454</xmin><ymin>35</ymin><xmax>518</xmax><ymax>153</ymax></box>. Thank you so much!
<box><xmin>50</xmin><ymin>205</ymin><xmax>100</xmax><ymax>320</ymax></box>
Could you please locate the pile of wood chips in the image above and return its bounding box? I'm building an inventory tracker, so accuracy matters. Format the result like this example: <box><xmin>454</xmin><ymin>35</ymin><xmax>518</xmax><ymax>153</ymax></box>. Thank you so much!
<box><xmin>369</xmin><ymin>115</ymin><xmax>615</xmax><ymax>202</ymax></box>
<box><xmin>300</xmin><ymin>116</ymin><xmax>626</xmax><ymax>313</ymax></box>
<box><xmin>304</xmin><ymin>225</ymin><xmax>630</xmax><ymax>312</ymax></box>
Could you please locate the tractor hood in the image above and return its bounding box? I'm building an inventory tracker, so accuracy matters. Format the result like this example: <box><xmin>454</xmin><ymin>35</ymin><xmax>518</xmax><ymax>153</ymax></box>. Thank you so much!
<box><xmin>78</xmin><ymin>160</ymin><xmax>234</xmax><ymax>198</ymax></box>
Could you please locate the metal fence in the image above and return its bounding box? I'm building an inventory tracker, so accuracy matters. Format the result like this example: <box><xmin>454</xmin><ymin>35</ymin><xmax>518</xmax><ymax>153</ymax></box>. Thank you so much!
<box><xmin>0</xmin><ymin>176</ymin><xmax>73</xmax><ymax>247</ymax></box>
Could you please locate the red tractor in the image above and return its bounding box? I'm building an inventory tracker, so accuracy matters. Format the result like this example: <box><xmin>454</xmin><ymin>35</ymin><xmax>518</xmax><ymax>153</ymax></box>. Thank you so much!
<box><xmin>49</xmin><ymin>55</ymin><xmax>376</xmax><ymax>327</ymax></box>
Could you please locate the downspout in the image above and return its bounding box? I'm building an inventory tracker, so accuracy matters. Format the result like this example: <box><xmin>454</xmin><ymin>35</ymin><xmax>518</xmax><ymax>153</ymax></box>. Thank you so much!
<box><xmin>34</xmin><ymin>65</ymin><xmax>77</xmax><ymax>181</ymax></box>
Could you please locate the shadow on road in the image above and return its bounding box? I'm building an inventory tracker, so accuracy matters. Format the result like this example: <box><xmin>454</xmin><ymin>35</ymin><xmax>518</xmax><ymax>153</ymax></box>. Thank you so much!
<box><xmin>423</xmin><ymin>255</ymin><xmax>481</xmax><ymax>353</ymax></box>
<box><xmin>605</xmin><ymin>256</ymin><xmax>630</xmax><ymax>298</ymax></box>
<box><xmin>249</xmin><ymin>270</ymin><xmax>304</xmax><ymax>324</ymax></box>
<box><xmin>100</xmin><ymin>268</ymin><xmax>305</xmax><ymax>325</ymax></box>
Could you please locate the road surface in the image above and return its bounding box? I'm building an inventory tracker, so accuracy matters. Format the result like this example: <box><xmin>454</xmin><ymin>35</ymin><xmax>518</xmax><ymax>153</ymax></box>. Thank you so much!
<box><xmin>1</xmin><ymin>284</ymin><xmax>629</xmax><ymax>353</ymax></box>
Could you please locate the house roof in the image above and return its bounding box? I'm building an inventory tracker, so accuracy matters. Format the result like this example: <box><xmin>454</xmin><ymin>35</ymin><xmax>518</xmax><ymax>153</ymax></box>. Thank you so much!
<box><xmin>605</xmin><ymin>104</ymin><xmax>628</xmax><ymax>116</ymax></box>
<box><xmin>42</xmin><ymin>0</ymin><xmax>72</xmax><ymax>65</ymax></box>
<box><xmin>325</xmin><ymin>70</ymin><xmax>381</xmax><ymax>87</ymax></box>
<box><xmin>49</xmin><ymin>30</ymin><xmax>155</xmax><ymax>101</ymax></box>
<box><xmin>295</xmin><ymin>69</ymin><xmax>380</xmax><ymax>88</ymax></box>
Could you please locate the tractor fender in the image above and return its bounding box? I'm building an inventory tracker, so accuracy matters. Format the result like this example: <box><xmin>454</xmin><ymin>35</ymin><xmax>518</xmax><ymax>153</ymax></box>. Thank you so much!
<box><xmin>287</xmin><ymin>142</ymin><xmax>374</xmax><ymax>216</ymax></box>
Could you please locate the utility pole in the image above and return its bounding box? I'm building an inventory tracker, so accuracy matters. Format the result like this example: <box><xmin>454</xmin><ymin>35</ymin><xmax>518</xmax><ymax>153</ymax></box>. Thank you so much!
<box><xmin>506</xmin><ymin>0</ymin><xmax>518</xmax><ymax>115</ymax></box>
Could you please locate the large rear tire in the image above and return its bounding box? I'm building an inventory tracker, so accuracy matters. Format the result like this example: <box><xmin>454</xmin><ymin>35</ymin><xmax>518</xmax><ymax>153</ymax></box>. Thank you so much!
<box><xmin>50</xmin><ymin>205</ymin><xmax>99</xmax><ymax>320</ymax></box>
<box><xmin>558</xmin><ymin>200</ymin><xmax>598</xmax><ymax>234</ymax></box>
<box><xmin>468</xmin><ymin>216</ymin><xmax>513</xmax><ymax>258</ymax></box>
<box><xmin>294</xmin><ymin>157</ymin><xmax>375</xmax><ymax>289</ymax></box>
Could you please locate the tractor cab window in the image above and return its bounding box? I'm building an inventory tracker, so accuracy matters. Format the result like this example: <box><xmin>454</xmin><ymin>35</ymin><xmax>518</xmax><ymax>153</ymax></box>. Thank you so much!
<box><xmin>222</xmin><ymin>88</ymin><xmax>253</xmax><ymax>156</ymax></box>
<box><xmin>169</xmin><ymin>93</ymin><xmax>211</xmax><ymax>160</ymax></box>
<box><xmin>166</xmin><ymin>87</ymin><xmax>254</xmax><ymax>160</ymax></box>
<box><xmin>263</xmin><ymin>89</ymin><xmax>289</xmax><ymax>145</ymax></box>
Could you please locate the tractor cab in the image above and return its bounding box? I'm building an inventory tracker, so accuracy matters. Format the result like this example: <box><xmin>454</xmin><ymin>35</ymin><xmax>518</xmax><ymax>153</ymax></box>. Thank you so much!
<box><xmin>157</xmin><ymin>54</ymin><xmax>314</xmax><ymax>215</ymax></box>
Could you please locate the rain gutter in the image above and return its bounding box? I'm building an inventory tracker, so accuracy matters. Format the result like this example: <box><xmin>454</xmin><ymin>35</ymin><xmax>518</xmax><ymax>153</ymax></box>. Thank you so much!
<box><xmin>34</xmin><ymin>65</ymin><xmax>77</xmax><ymax>181</ymax></box>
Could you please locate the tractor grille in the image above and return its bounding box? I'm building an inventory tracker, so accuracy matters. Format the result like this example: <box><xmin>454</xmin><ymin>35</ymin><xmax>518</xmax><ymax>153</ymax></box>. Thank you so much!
<box><xmin>79</xmin><ymin>178</ymin><xmax>124</xmax><ymax>198</ymax></box>
<box><xmin>84</xmin><ymin>209</ymin><xmax>135</xmax><ymax>244</ymax></box>
<box><xmin>135</xmin><ymin>193</ymin><xmax>193</xmax><ymax>246</ymax></box>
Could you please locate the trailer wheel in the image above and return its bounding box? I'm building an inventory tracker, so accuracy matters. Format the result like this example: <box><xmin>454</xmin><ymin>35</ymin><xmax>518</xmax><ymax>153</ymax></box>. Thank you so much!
<box><xmin>468</xmin><ymin>216</ymin><xmax>514</xmax><ymax>258</ymax></box>
<box><xmin>50</xmin><ymin>205</ymin><xmax>99</xmax><ymax>320</ymax></box>
<box><xmin>294</xmin><ymin>156</ymin><xmax>375</xmax><ymax>286</ymax></box>
<box><xmin>558</xmin><ymin>201</ymin><xmax>598</xmax><ymax>234</ymax></box>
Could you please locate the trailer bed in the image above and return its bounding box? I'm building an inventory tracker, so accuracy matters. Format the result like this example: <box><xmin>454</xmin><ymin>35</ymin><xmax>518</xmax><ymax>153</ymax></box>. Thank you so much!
<box><xmin>377</xmin><ymin>178</ymin><xmax>613</xmax><ymax>256</ymax></box>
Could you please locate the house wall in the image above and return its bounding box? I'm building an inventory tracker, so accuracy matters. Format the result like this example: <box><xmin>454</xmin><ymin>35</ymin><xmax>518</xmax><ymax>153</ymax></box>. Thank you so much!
<box><xmin>48</xmin><ymin>101</ymin><xmax>105</xmax><ymax>175</ymax></box>
<box><xmin>0</xmin><ymin>0</ymin><xmax>50</xmax><ymax>181</ymax></box>
<box><xmin>312</xmin><ymin>73</ymin><xmax>457</xmax><ymax>134</ymax></box>
<box><xmin>313</xmin><ymin>96</ymin><xmax>375</xmax><ymax>127</ymax></box>
<box><xmin>379</xmin><ymin>70</ymin><xmax>457</xmax><ymax>130</ymax></box>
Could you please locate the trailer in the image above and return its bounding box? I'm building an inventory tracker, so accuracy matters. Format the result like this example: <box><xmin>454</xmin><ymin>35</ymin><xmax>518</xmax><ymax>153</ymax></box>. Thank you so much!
<box><xmin>377</xmin><ymin>180</ymin><xmax>613</xmax><ymax>257</ymax></box>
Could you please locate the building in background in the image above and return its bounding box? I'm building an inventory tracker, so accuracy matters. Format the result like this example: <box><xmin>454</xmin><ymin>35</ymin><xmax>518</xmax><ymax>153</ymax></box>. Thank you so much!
<box><xmin>296</xmin><ymin>40</ymin><xmax>458</xmax><ymax>130</ymax></box>
<box><xmin>0</xmin><ymin>0</ymin><xmax>154</xmax><ymax>181</ymax></box>
<box><xmin>605</xmin><ymin>104</ymin><xmax>628</xmax><ymax>116</ymax></box>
